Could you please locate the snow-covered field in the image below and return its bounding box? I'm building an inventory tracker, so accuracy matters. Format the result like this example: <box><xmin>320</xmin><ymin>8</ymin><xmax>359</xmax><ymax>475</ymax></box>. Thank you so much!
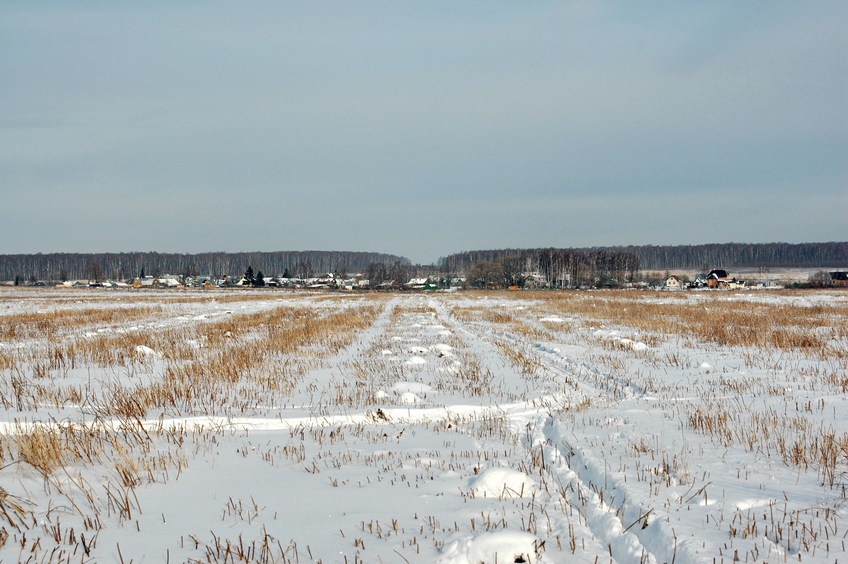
<box><xmin>1</xmin><ymin>287</ymin><xmax>846</xmax><ymax>563</ymax></box>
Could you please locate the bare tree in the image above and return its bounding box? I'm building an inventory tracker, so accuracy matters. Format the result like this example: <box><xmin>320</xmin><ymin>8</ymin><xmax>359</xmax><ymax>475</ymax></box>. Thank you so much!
<box><xmin>85</xmin><ymin>260</ymin><xmax>104</xmax><ymax>282</ymax></box>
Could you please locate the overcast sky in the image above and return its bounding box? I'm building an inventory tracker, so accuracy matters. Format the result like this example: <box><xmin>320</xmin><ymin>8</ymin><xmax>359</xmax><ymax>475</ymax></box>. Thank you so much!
<box><xmin>2</xmin><ymin>2</ymin><xmax>846</xmax><ymax>264</ymax></box>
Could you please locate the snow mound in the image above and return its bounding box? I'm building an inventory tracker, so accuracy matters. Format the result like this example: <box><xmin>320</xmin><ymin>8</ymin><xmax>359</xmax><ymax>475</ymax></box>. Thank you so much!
<box><xmin>469</xmin><ymin>467</ymin><xmax>535</xmax><ymax>498</ymax></box>
<box><xmin>380</xmin><ymin>349</ymin><xmax>393</xmax><ymax>356</ymax></box>
<box><xmin>439</xmin><ymin>531</ymin><xmax>539</xmax><ymax>564</ymax></box>
<box><xmin>391</xmin><ymin>382</ymin><xmax>433</xmax><ymax>396</ymax></box>
<box><xmin>596</xmin><ymin>332</ymin><xmax>649</xmax><ymax>351</ymax></box>
<box><xmin>398</xmin><ymin>392</ymin><xmax>420</xmax><ymax>405</ymax></box>
<box><xmin>438</xmin><ymin>362</ymin><xmax>461</xmax><ymax>374</ymax></box>
<box><xmin>405</xmin><ymin>355</ymin><xmax>427</xmax><ymax>365</ymax></box>
<box><xmin>407</xmin><ymin>346</ymin><xmax>429</xmax><ymax>354</ymax></box>
<box><xmin>593</xmin><ymin>329</ymin><xmax>619</xmax><ymax>339</ymax></box>
<box><xmin>433</xmin><ymin>343</ymin><xmax>455</xmax><ymax>357</ymax></box>
<box><xmin>135</xmin><ymin>345</ymin><xmax>158</xmax><ymax>358</ymax></box>
<box><xmin>734</xmin><ymin>498</ymin><xmax>774</xmax><ymax>510</ymax></box>
<box><xmin>540</xmin><ymin>316</ymin><xmax>565</xmax><ymax>323</ymax></box>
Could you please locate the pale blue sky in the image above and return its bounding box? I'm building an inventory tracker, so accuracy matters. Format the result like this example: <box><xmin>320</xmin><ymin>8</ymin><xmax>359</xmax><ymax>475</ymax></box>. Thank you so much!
<box><xmin>2</xmin><ymin>1</ymin><xmax>846</xmax><ymax>264</ymax></box>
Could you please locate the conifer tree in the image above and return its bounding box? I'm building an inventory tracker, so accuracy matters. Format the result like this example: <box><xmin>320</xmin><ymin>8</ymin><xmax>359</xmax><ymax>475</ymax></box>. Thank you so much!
<box><xmin>243</xmin><ymin>266</ymin><xmax>255</xmax><ymax>286</ymax></box>
<box><xmin>254</xmin><ymin>270</ymin><xmax>265</xmax><ymax>287</ymax></box>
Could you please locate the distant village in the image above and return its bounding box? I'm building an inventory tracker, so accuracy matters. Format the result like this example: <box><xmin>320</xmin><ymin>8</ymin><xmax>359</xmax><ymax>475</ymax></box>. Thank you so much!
<box><xmin>37</xmin><ymin>267</ymin><xmax>848</xmax><ymax>291</ymax></box>
<box><xmin>4</xmin><ymin>244</ymin><xmax>846</xmax><ymax>291</ymax></box>
<box><xmin>49</xmin><ymin>272</ymin><xmax>451</xmax><ymax>291</ymax></box>
<box><xmin>661</xmin><ymin>269</ymin><xmax>848</xmax><ymax>290</ymax></box>
<box><xmin>664</xmin><ymin>269</ymin><xmax>748</xmax><ymax>289</ymax></box>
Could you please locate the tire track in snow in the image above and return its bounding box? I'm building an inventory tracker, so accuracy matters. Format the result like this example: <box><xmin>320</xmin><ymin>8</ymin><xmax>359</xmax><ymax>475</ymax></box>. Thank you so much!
<box><xmin>437</xmin><ymin>300</ymin><xmax>670</xmax><ymax>563</ymax></box>
<box><xmin>541</xmin><ymin>421</ymin><xmax>693</xmax><ymax>564</ymax></box>
<box><xmin>501</xmin><ymin>312</ymin><xmax>705</xmax><ymax>563</ymax></box>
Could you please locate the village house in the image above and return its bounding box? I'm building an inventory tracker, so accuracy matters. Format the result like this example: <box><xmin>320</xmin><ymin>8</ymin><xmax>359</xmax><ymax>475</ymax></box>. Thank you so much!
<box><xmin>405</xmin><ymin>278</ymin><xmax>429</xmax><ymax>290</ymax></box>
<box><xmin>523</xmin><ymin>273</ymin><xmax>548</xmax><ymax>290</ymax></box>
<box><xmin>664</xmin><ymin>275</ymin><xmax>683</xmax><ymax>289</ymax></box>
<box><xmin>706</xmin><ymin>269</ymin><xmax>746</xmax><ymax>289</ymax></box>
<box><xmin>707</xmin><ymin>269</ymin><xmax>733</xmax><ymax>288</ymax></box>
<box><xmin>830</xmin><ymin>272</ymin><xmax>848</xmax><ymax>286</ymax></box>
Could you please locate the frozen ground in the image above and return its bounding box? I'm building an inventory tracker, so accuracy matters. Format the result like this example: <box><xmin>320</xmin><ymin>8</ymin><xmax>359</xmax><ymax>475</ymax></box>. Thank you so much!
<box><xmin>0</xmin><ymin>287</ymin><xmax>846</xmax><ymax>563</ymax></box>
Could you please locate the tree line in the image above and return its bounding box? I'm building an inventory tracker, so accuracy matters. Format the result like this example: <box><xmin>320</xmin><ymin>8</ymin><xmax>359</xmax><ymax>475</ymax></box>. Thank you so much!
<box><xmin>615</xmin><ymin>242</ymin><xmax>848</xmax><ymax>270</ymax></box>
<box><xmin>3</xmin><ymin>242</ymin><xmax>845</xmax><ymax>285</ymax></box>
<box><xmin>447</xmin><ymin>248</ymin><xmax>641</xmax><ymax>289</ymax></box>
<box><xmin>0</xmin><ymin>251</ymin><xmax>409</xmax><ymax>283</ymax></box>
<box><xmin>441</xmin><ymin>242</ymin><xmax>847</xmax><ymax>274</ymax></box>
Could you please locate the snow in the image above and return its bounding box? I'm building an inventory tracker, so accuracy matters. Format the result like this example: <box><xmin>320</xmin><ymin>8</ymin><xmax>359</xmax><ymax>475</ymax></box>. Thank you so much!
<box><xmin>0</xmin><ymin>287</ymin><xmax>846</xmax><ymax>562</ymax></box>
<box><xmin>440</xmin><ymin>531</ymin><xmax>540</xmax><ymax>563</ymax></box>
<box><xmin>468</xmin><ymin>467</ymin><xmax>536</xmax><ymax>498</ymax></box>
<box><xmin>404</xmin><ymin>355</ymin><xmax>427</xmax><ymax>365</ymax></box>
<box><xmin>134</xmin><ymin>344</ymin><xmax>158</xmax><ymax>357</ymax></box>
<box><xmin>398</xmin><ymin>391</ymin><xmax>421</xmax><ymax>404</ymax></box>
<box><xmin>391</xmin><ymin>381</ymin><xmax>434</xmax><ymax>396</ymax></box>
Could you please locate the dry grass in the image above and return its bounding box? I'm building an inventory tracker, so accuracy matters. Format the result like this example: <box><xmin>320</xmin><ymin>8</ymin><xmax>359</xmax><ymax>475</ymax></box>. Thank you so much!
<box><xmin>495</xmin><ymin>342</ymin><xmax>543</xmax><ymax>376</ymax></box>
<box><xmin>15</xmin><ymin>424</ymin><xmax>67</xmax><ymax>475</ymax></box>
<box><xmin>1</xmin><ymin>287</ymin><xmax>846</xmax><ymax>561</ymax></box>
<box><xmin>1</xmin><ymin>294</ymin><xmax>386</xmax><ymax>417</ymax></box>
<box><xmin>501</xmin><ymin>290</ymin><xmax>848</xmax><ymax>360</ymax></box>
<box><xmin>453</xmin><ymin>305</ymin><xmax>553</xmax><ymax>341</ymax></box>
<box><xmin>111</xmin><ymin>302</ymin><xmax>385</xmax><ymax>416</ymax></box>
<box><xmin>0</xmin><ymin>305</ymin><xmax>166</xmax><ymax>341</ymax></box>
<box><xmin>687</xmin><ymin>401</ymin><xmax>848</xmax><ymax>488</ymax></box>
<box><xmin>481</xmin><ymin>289</ymin><xmax>848</xmax><ymax>489</ymax></box>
